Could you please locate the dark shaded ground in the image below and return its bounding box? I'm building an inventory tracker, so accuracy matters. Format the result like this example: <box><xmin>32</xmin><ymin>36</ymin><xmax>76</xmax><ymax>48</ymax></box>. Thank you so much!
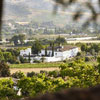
<box><xmin>24</xmin><ymin>85</ymin><xmax>100</xmax><ymax>100</ymax></box>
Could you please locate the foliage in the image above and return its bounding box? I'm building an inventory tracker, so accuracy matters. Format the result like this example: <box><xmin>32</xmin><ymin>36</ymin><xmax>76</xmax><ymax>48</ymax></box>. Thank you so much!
<box><xmin>0</xmin><ymin>79</ymin><xmax>16</xmax><ymax>99</ymax></box>
<box><xmin>27</xmin><ymin>71</ymin><xmax>36</xmax><ymax>77</ymax></box>
<box><xmin>12</xmin><ymin>71</ymin><xmax>25</xmax><ymax>79</ymax></box>
<box><xmin>32</xmin><ymin>40</ymin><xmax>43</xmax><ymax>54</ymax></box>
<box><xmin>0</xmin><ymin>50</ymin><xmax>4</xmax><ymax>61</ymax></box>
<box><xmin>0</xmin><ymin>62</ymin><xmax>10</xmax><ymax>77</ymax></box>
<box><xmin>55</xmin><ymin>36</ymin><xmax>66</xmax><ymax>45</ymax></box>
<box><xmin>19</xmin><ymin>56</ymin><xmax>28</xmax><ymax>63</ymax></box>
<box><xmin>10</xmin><ymin>34</ymin><xmax>26</xmax><ymax>46</ymax></box>
<box><xmin>41</xmin><ymin>57</ymin><xmax>46</xmax><ymax>62</ymax></box>
<box><xmin>33</xmin><ymin>59</ymin><xmax>41</xmax><ymax>63</ymax></box>
<box><xmin>17</xmin><ymin>59</ymin><xmax>100</xmax><ymax>98</ymax></box>
<box><xmin>0</xmin><ymin>59</ymin><xmax>100</xmax><ymax>99</ymax></box>
<box><xmin>0</xmin><ymin>49</ymin><xmax>19</xmax><ymax>64</ymax></box>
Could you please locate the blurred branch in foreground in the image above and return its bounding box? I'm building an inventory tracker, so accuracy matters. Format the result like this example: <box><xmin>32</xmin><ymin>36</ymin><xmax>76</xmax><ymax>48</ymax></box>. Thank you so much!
<box><xmin>0</xmin><ymin>0</ymin><xmax>3</xmax><ymax>41</ymax></box>
<box><xmin>53</xmin><ymin>0</ymin><xmax>100</xmax><ymax>28</ymax></box>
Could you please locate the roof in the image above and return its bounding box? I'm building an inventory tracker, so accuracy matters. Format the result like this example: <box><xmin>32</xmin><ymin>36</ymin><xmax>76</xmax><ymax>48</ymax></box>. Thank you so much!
<box><xmin>45</xmin><ymin>45</ymin><xmax>77</xmax><ymax>52</ymax></box>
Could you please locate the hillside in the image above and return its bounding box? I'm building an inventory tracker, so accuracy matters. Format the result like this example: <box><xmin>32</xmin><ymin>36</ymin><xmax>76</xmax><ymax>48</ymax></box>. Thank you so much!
<box><xmin>3</xmin><ymin>0</ymin><xmax>73</xmax><ymax>26</ymax></box>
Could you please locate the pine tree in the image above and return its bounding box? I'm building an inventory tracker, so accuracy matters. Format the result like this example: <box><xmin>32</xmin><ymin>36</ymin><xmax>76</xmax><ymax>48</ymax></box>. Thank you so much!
<box><xmin>52</xmin><ymin>42</ymin><xmax>54</xmax><ymax>57</ymax></box>
<box><xmin>0</xmin><ymin>32</ymin><xmax>2</xmax><ymax>41</ymax></box>
<box><xmin>28</xmin><ymin>53</ymin><xmax>31</xmax><ymax>63</ymax></box>
<box><xmin>45</xmin><ymin>47</ymin><xmax>47</xmax><ymax>56</ymax></box>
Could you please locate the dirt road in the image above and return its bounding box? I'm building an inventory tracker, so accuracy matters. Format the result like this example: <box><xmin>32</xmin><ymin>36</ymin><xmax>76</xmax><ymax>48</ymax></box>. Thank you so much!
<box><xmin>10</xmin><ymin>68</ymin><xmax>59</xmax><ymax>74</ymax></box>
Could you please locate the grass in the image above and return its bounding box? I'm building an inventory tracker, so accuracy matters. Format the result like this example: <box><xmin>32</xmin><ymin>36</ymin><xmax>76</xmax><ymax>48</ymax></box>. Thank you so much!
<box><xmin>10</xmin><ymin>60</ymin><xmax>98</xmax><ymax>68</ymax></box>
<box><xmin>10</xmin><ymin>62</ymin><xmax>63</xmax><ymax>68</ymax></box>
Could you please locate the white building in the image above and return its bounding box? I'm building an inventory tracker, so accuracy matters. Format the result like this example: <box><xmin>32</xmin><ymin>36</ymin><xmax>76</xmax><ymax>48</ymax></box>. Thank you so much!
<box><xmin>20</xmin><ymin>45</ymin><xmax>79</xmax><ymax>62</ymax></box>
<box><xmin>20</xmin><ymin>48</ymin><xmax>31</xmax><ymax>56</ymax></box>
<box><xmin>39</xmin><ymin>45</ymin><xmax>79</xmax><ymax>60</ymax></box>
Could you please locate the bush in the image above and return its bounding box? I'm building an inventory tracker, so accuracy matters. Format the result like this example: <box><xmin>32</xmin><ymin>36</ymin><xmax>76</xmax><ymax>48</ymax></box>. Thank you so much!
<box><xmin>48</xmin><ymin>70</ymin><xmax>60</xmax><ymax>78</ymax></box>
<box><xmin>27</xmin><ymin>71</ymin><xmax>36</xmax><ymax>77</ymax></box>
<box><xmin>19</xmin><ymin>56</ymin><xmax>28</xmax><ymax>63</ymax></box>
<box><xmin>40</xmin><ymin>70</ymin><xmax>48</xmax><ymax>75</ymax></box>
<box><xmin>12</xmin><ymin>71</ymin><xmax>25</xmax><ymax>79</ymax></box>
<box><xmin>77</xmin><ymin>52</ymin><xmax>81</xmax><ymax>56</ymax></box>
<box><xmin>34</xmin><ymin>59</ymin><xmax>41</xmax><ymax>63</ymax></box>
<box><xmin>0</xmin><ymin>79</ymin><xmax>16</xmax><ymax>98</ymax></box>
<box><xmin>85</xmin><ymin>57</ymin><xmax>91</xmax><ymax>62</ymax></box>
<box><xmin>15</xmin><ymin>60</ymin><xmax>20</xmax><ymax>64</ymax></box>
<box><xmin>0</xmin><ymin>62</ymin><xmax>10</xmax><ymax>77</ymax></box>
<box><xmin>63</xmin><ymin>60</ymin><xmax>67</xmax><ymax>63</ymax></box>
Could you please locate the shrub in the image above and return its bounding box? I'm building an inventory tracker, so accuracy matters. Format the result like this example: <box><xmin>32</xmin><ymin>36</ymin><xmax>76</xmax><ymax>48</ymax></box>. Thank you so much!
<box><xmin>12</xmin><ymin>71</ymin><xmax>25</xmax><ymax>79</ymax></box>
<box><xmin>48</xmin><ymin>70</ymin><xmax>60</xmax><ymax>78</ymax></box>
<box><xmin>77</xmin><ymin>52</ymin><xmax>81</xmax><ymax>56</ymax></box>
<box><xmin>0</xmin><ymin>79</ymin><xmax>16</xmax><ymax>98</ymax></box>
<box><xmin>85</xmin><ymin>57</ymin><xmax>91</xmax><ymax>62</ymax></box>
<box><xmin>34</xmin><ymin>59</ymin><xmax>41</xmax><ymax>63</ymax></box>
<box><xmin>0</xmin><ymin>62</ymin><xmax>10</xmax><ymax>77</ymax></box>
<box><xmin>19</xmin><ymin>56</ymin><xmax>28</xmax><ymax>63</ymax></box>
<box><xmin>15</xmin><ymin>60</ymin><xmax>20</xmax><ymax>64</ymax></box>
<box><xmin>27</xmin><ymin>71</ymin><xmax>36</xmax><ymax>77</ymax></box>
<box><xmin>40</xmin><ymin>70</ymin><xmax>48</xmax><ymax>75</ymax></box>
<box><xmin>63</xmin><ymin>60</ymin><xmax>67</xmax><ymax>63</ymax></box>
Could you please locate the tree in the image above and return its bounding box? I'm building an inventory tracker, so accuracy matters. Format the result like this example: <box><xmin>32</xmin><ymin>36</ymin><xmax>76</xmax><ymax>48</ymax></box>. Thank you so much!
<box><xmin>45</xmin><ymin>47</ymin><xmax>47</xmax><ymax>56</ymax></box>
<box><xmin>10</xmin><ymin>35</ymin><xmax>19</xmax><ymax>46</ymax></box>
<box><xmin>0</xmin><ymin>50</ymin><xmax>4</xmax><ymax>61</ymax></box>
<box><xmin>28</xmin><ymin>53</ymin><xmax>31</xmax><ymax>63</ymax></box>
<box><xmin>55</xmin><ymin>36</ymin><xmax>66</xmax><ymax>45</ymax></box>
<box><xmin>32</xmin><ymin>40</ymin><xmax>43</xmax><ymax>54</ymax></box>
<box><xmin>19</xmin><ymin>34</ymin><xmax>26</xmax><ymax>45</ymax></box>
<box><xmin>0</xmin><ymin>62</ymin><xmax>10</xmax><ymax>77</ymax></box>
<box><xmin>3</xmin><ymin>52</ymin><xmax>13</xmax><ymax>62</ymax></box>
<box><xmin>97</xmin><ymin>57</ymin><xmax>100</xmax><ymax>73</ymax></box>
<box><xmin>10</xmin><ymin>34</ymin><xmax>26</xmax><ymax>46</ymax></box>
<box><xmin>52</xmin><ymin>42</ymin><xmax>54</xmax><ymax>57</ymax></box>
<box><xmin>81</xmin><ymin>44</ymin><xmax>87</xmax><ymax>51</ymax></box>
<box><xmin>19</xmin><ymin>56</ymin><xmax>28</xmax><ymax>63</ymax></box>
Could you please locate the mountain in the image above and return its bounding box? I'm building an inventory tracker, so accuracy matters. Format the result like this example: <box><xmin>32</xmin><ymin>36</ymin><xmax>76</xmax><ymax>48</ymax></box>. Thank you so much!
<box><xmin>3</xmin><ymin>0</ymin><xmax>73</xmax><ymax>26</ymax></box>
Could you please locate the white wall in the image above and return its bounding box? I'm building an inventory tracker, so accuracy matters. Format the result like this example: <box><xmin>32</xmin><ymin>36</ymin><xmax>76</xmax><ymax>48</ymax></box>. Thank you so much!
<box><xmin>23</xmin><ymin>48</ymin><xmax>78</xmax><ymax>63</ymax></box>
<box><xmin>20</xmin><ymin>48</ymin><xmax>31</xmax><ymax>56</ymax></box>
<box><xmin>40</xmin><ymin>47</ymin><xmax>79</xmax><ymax>60</ymax></box>
<box><xmin>62</xmin><ymin>47</ymin><xmax>79</xmax><ymax>60</ymax></box>
<box><xmin>40</xmin><ymin>50</ymin><xmax>53</xmax><ymax>57</ymax></box>
<box><xmin>22</xmin><ymin>47</ymin><xmax>79</xmax><ymax>63</ymax></box>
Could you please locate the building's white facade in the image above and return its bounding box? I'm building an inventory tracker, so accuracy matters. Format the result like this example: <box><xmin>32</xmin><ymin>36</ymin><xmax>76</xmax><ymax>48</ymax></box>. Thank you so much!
<box><xmin>39</xmin><ymin>47</ymin><xmax>78</xmax><ymax>60</ymax></box>
<box><xmin>20</xmin><ymin>48</ymin><xmax>31</xmax><ymax>56</ymax></box>
<box><xmin>20</xmin><ymin>46</ymin><xmax>79</xmax><ymax>62</ymax></box>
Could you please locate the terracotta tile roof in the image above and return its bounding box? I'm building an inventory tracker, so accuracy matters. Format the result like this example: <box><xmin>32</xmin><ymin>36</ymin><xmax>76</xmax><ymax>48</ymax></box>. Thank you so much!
<box><xmin>46</xmin><ymin>45</ymin><xmax>77</xmax><ymax>52</ymax></box>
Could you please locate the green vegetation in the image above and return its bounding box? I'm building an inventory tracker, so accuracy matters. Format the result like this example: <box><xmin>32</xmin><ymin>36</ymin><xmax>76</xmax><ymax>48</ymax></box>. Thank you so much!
<box><xmin>0</xmin><ymin>78</ymin><xmax>17</xmax><ymax>100</ymax></box>
<box><xmin>10</xmin><ymin>62</ymin><xmax>63</xmax><ymax>68</ymax></box>
<box><xmin>32</xmin><ymin>39</ymin><xmax>43</xmax><ymax>54</ymax></box>
<box><xmin>16</xmin><ymin>59</ymin><xmax>100</xmax><ymax>97</ymax></box>
<box><xmin>0</xmin><ymin>48</ymin><xmax>20</xmax><ymax>64</ymax></box>
<box><xmin>1</xmin><ymin>58</ymin><xmax>100</xmax><ymax>100</ymax></box>
<box><xmin>0</xmin><ymin>62</ymin><xmax>10</xmax><ymax>77</ymax></box>
<box><xmin>10</xmin><ymin>34</ymin><xmax>26</xmax><ymax>46</ymax></box>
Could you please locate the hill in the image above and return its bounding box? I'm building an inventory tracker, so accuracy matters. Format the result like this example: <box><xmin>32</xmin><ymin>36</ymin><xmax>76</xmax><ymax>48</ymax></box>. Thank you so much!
<box><xmin>3</xmin><ymin>0</ymin><xmax>73</xmax><ymax>26</ymax></box>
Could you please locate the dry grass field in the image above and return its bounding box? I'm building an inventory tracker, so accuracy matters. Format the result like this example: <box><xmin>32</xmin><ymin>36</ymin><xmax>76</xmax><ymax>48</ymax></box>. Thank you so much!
<box><xmin>10</xmin><ymin>68</ymin><xmax>59</xmax><ymax>74</ymax></box>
